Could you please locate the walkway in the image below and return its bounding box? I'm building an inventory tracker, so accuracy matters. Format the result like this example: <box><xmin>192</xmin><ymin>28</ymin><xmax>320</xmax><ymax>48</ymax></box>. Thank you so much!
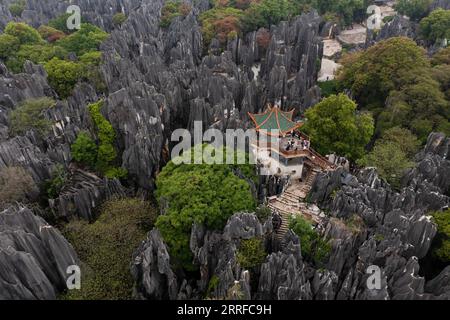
<box><xmin>269</xmin><ymin>169</ymin><xmax>326</xmax><ymax>246</ymax></box>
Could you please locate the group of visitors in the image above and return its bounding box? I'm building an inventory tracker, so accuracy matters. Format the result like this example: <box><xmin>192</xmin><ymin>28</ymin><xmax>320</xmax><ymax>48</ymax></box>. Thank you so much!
<box><xmin>284</xmin><ymin>135</ymin><xmax>310</xmax><ymax>152</ymax></box>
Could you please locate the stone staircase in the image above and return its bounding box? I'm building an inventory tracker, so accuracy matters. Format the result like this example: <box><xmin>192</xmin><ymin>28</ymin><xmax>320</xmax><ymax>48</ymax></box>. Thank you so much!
<box><xmin>269</xmin><ymin>170</ymin><xmax>319</xmax><ymax>246</ymax></box>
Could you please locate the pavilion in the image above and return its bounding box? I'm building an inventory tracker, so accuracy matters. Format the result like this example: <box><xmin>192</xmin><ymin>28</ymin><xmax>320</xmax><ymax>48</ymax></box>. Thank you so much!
<box><xmin>248</xmin><ymin>105</ymin><xmax>334</xmax><ymax>180</ymax></box>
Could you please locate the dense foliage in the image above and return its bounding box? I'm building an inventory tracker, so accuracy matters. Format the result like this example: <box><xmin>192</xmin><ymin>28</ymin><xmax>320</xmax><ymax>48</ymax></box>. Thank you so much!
<box><xmin>430</xmin><ymin>209</ymin><xmax>450</xmax><ymax>265</ymax></box>
<box><xmin>71</xmin><ymin>101</ymin><xmax>127</xmax><ymax>179</ymax></box>
<box><xmin>155</xmin><ymin>146</ymin><xmax>256</xmax><ymax>270</ymax></box>
<box><xmin>289</xmin><ymin>215</ymin><xmax>331</xmax><ymax>266</ymax></box>
<box><xmin>339</xmin><ymin>37</ymin><xmax>449</xmax><ymax>141</ymax></box>
<box><xmin>358</xmin><ymin>127</ymin><xmax>419</xmax><ymax>188</ymax></box>
<box><xmin>419</xmin><ymin>9</ymin><xmax>450</xmax><ymax>43</ymax></box>
<box><xmin>63</xmin><ymin>198</ymin><xmax>157</xmax><ymax>300</ymax></box>
<box><xmin>302</xmin><ymin>93</ymin><xmax>374</xmax><ymax>161</ymax></box>
<box><xmin>198</xmin><ymin>0</ymin><xmax>375</xmax><ymax>48</ymax></box>
<box><xmin>160</xmin><ymin>1</ymin><xmax>191</xmax><ymax>28</ymax></box>
<box><xmin>236</xmin><ymin>238</ymin><xmax>267</xmax><ymax>269</ymax></box>
<box><xmin>0</xmin><ymin>19</ymin><xmax>107</xmax><ymax>98</ymax></box>
<box><xmin>112</xmin><ymin>13</ymin><xmax>127</xmax><ymax>27</ymax></box>
<box><xmin>395</xmin><ymin>0</ymin><xmax>432</xmax><ymax>22</ymax></box>
<box><xmin>9</xmin><ymin>97</ymin><xmax>55</xmax><ymax>136</ymax></box>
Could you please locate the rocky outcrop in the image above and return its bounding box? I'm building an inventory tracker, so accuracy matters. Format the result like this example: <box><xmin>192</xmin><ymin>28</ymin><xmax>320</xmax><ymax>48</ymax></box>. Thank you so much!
<box><xmin>366</xmin><ymin>15</ymin><xmax>417</xmax><ymax>47</ymax></box>
<box><xmin>307</xmin><ymin>133</ymin><xmax>450</xmax><ymax>300</ymax></box>
<box><xmin>0</xmin><ymin>206</ymin><xmax>79</xmax><ymax>300</ymax></box>
<box><xmin>131</xmin><ymin>229</ymin><xmax>178</xmax><ymax>300</ymax></box>
<box><xmin>49</xmin><ymin>168</ymin><xmax>126</xmax><ymax>221</ymax></box>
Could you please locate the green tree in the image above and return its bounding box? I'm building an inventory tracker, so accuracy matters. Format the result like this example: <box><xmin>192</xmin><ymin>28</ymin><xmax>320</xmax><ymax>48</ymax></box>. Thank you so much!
<box><xmin>71</xmin><ymin>131</ymin><xmax>98</xmax><ymax>168</ymax></box>
<box><xmin>395</xmin><ymin>0</ymin><xmax>432</xmax><ymax>21</ymax></box>
<box><xmin>358</xmin><ymin>127</ymin><xmax>418</xmax><ymax>188</ymax></box>
<box><xmin>0</xmin><ymin>34</ymin><xmax>20</xmax><ymax>59</ymax></box>
<box><xmin>44</xmin><ymin>57</ymin><xmax>81</xmax><ymax>98</ymax></box>
<box><xmin>302</xmin><ymin>93</ymin><xmax>374</xmax><ymax>161</ymax></box>
<box><xmin>289</xmin><ymin>215</ymin><xmax>331</xmax><ymax>266</ymax></box>
<box><xmin>9</xmin><ymin>97</ymin><xmax>55</xmax><ymax>136</ymax></box>
<box><xmin>339</xmin><ymin>37</ymin><xmax>429</xmax><ymax>108</ymax></box>
<box><xmin>430</xmin><ymin>209</ymin><xmax>450</xmax><ymax>264</ymax></box>
<box><xmin>155</xmin><ymin>147</ymin><xmax>256</xmax><ymax>270</ymax></box>
<box><xmin>420</xmin><ymin>9</ymin><xmax>450</xmax><ymax>43</ymax></box>
<box><xmin>4</xmin><ymin>22</ymin><xmax>43</xmax><ymax>45</ymax></box>
<box><xmin>56</xmin><ymin>23</ymin><xmax>108</xmax><ymax>56</ymax></box>
<box><xmin>112</xmin><ymin>13</ymin><xmax>127</xmax><ymax>27</ymax></box>
<box><xmin>63</xmin><ymin>198</ymin><xmax>158</xmax><ymax>300</ymax></box>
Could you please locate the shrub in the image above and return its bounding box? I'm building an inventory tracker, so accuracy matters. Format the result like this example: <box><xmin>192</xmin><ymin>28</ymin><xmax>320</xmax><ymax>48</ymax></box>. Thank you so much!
<box><xmin>160</xmin><ymin>1</ymin><xmax>191</xmax><ymax>28</ymax></box>
<box><xmin>56</xmin><ymin>23</ymin><xmax>108</xmax><ymax>56</ymax></box>
<box><xmin>430</xmin><ymin>209</ymin><xmax>450</xmax><ymax>264</ymax></box>
<box><xmin>37</xmin><ymin>25</ymin><xmax>66</xmax><ymax>43</ymax></box>
<box><xmin>0</xmin><ymin>34</ymin><xmax>20</xmax><ymax>59</ymax></box>
<box><xmin>4</xmin><ymin>22</ymin><xmax>43</xmax><ymax>45</ymax></box>
<box><xmin>358</xmin><ymin>127</ymin><xmax>419</xmax><ymax>188</ymax></box>
<box><xmin>44</xmin><ymin>57</ymin><xmax>81</xmax><ymax>98</ymax></box>
<box><xmin>289</xmin><ymin>215</ymin><xmax>331</xmax><ymax>266</ymax></box>
<box><xmin>255</xmin><ymin>205</ymin><xmax>272</xmax><ymax>222</ymax></box>
<box><xmin>236</xmin><ymin>238</ymin><xmax>267</xmax><ymax>269</ymax></box>
<box><xmin>112</xmin><ymin>13</ymin><xmax>127</xmax><ymax>26</ymax></box>
<box><xmin>62</xmin><ymin>198</ymin><xmax>158</xmax><ymax>300</ymax></box>
<box><xmin>9</xmin><ymin>1</ymin><xmax>26</xmax><ymax>17</ymax></box>
<box><xmin>71</xmin><ymin>131</ymin><xmax>98</xmax><ymax>168</ymax></box>
<box><xmin>200</xmin><ymin>7</ymin><xmax>244</xmax><ymax>47</ymax></box>
<box><xmin>48</xmin><ymin>13</ymin><xmax>82</xmax><ymax>34</ymax></box>
<box><xmin>0</xmin><ymin>166</ymin><xmax>38</xmax><ymax>209</ymax></box>
<box><xmin>9</xmin><ymin>97</ymin><xmax>55</xmax><ymax>136</ymax></box>
<box><xmin>43</xmin><ymin>164</ymin><xmax>68</xmax><ymax>200</ymax></box>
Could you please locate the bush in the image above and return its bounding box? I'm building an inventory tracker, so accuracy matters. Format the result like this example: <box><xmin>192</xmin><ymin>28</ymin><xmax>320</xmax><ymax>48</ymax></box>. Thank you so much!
<box><xmin>255</xmin><ymin>205</ymin><xmax>272</xmax><ymax>222</ymax></box>
<box><xmin>155</xmin><ymin>146</ymin><xmax>256</xmax><ymax>270</ymax></box>
<box><xmin>48</xmin><ymin>13</ymin><xmax>82</xmax><ymax>34</ymax></box>
<box><xmin>9</xmin><ymin>97</ymin><xmax>55</xmax><ymax>136</ymax></box>
<box><xmin>43</xmin><ymin>165</ymin><xmax>68</xmax><ymax>200</ymax></box>
<box><xmin>71</xmin><ymin>131</ymin><xmax>98</xmax><ymax>168</ymax></box>
<box><xmin>289</xmin><ymin>215</ymin><xmax>331</xmax><ymax>266</ymax></box>
<box><xmin>420</xmin><ymin>9</ymin><xmax>450</xmax><ymax>43</ymax></box>
<box><xmin>358</xmin><ymin>127</ymin><xmax>418</xmax><ymax>188</ymax></box>
<box><xmin>62</xmin><ymin>198</ymin><xmax>158</xmax><ymax>300</ymax></box>
<box><xmin>37</xmin><ymin>25</ymin><xmax>66</xmax><ymax>43</ymax></box>
<box><xmin>4</xmin><ymin>22</ymin><xmax>43</xmax><ymax>45</ymax></box>
<box><xmin>199</xmin><ymin>7</ymin><xmax>244</xmax><ymax>47</ymax></box>
<box><xmin>160</xmin><ymin>1</ymin><xmax>191</xmax><ymax>28</ymax></box>
<box><xmin>0</xmin><ymin>166</ymin><xmax>37</xmax><ymax>209</ymax></box>
<box><xmin>430</xmin><ymin>209</ymin><xmax>450</xmax><ymax>264</ymax></box>
<box><xmin>112</xmin><ymin>13</ymin><xmax>127</xmax><ymax>26</ymax></box>
<box><xmin>56</xmin><ymin>23</ymin><xmax>108</xmax><ymax>56</ymax></box>
<box><xmin>9</xmin><ymin>1</ymin><xmax>25</xmax><ymax>17</ymax></box>
<box><xmin>395</xmin><ymin>0</ymin><xmax>432</xmax><ymax>22</ymax></box>
<box><xmin>0</xmin><ymin>34</ymin><xmax>21</xmax><ymax>59</ymax></box>
<box><xmin>44</xmin><ymin>57</ymin><xmax>81</xmax><ymax>98</ymax></box>
<box><xmin>236</xmin><ymin>238</ymin><xmax>267</xmax><ymax>269</ymax></box>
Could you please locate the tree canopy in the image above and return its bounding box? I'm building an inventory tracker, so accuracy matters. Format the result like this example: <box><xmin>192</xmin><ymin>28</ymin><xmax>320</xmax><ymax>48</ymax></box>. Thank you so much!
<box><xmin>155</xmin><ymin>146</ymin><xmax>256</xmax><ymax>270</ymax></box>
<box><xmin>302</xmin><ymin>93</ymin><xmax>374</xmax><ymax>161</ymax></box>
<box><xmin>420</xmin><ymin>9</ymin><xmax>450</xmax><ymax>43</ymax></box>
<box><xmin>395</xmin><ymin>0</ymin><xmax>432</xmax><ymax>22</ymax></box>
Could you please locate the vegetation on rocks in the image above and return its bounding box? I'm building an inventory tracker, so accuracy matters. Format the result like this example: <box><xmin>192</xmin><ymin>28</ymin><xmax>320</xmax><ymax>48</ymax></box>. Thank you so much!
<box><xmin>62</xmin><ymin>198</ymin><xmax>157</xmax><ymax>300</ymax></box>
<box><xmin>155</xmin><ymin>146</ymin><xmax>256</xmax><ymax>270</ymax></box>
<box><xmin>0</xmin><ymin>19</ymin><xmax>107</xmax><ymax>98</ymax></box>
<box><xmin>9</xmin><ymin>97</ymin><xmax>55</xmax><ymax>136</ymax></box>
<box><xmin>430</xmin><ymin>209</ymin><xmax>450</xmax><ymax>265</ymax></box>
<box><xmin>419</xmin><ymin>9</ymin><xmax>450</xmax><ymax>44</ymax></box>
<box><xmin>71</xmin><ymin>101</ymin><xmax>127</xmax><ymax>179</ymax></box>
<box><xmin>289</xmin><ymin>215</ymin><xmax>331</xmax><ymax>267</ymax></box>
<box><xmin>160</xmin><ymin>1</ymin><xmax>192</xmax><ymax>28</ymax></box>
<box><xmin>236</xmin><ymin>238</ymin><xmax>267</xmax><ymax>269</ymax></box>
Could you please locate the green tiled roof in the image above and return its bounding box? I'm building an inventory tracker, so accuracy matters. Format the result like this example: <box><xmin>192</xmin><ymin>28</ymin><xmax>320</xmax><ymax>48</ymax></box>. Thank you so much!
<box><xmin>249</xmin><ymin>107</ymin><xmax>303</xmax><ymax>136</ymax></box>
